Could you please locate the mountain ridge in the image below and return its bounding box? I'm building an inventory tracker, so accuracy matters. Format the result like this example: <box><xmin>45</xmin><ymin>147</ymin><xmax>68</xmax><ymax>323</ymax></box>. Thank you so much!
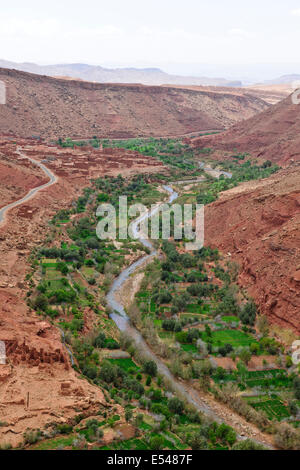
<box><xmin>0</xmin><ymin>67</ymin><xmax>268</xmax><ymax>140</ymax></box>
<box><xmin>0</xmin><ymin>59</ymin><xmax>242</xmax><ymax>87</ymax></box>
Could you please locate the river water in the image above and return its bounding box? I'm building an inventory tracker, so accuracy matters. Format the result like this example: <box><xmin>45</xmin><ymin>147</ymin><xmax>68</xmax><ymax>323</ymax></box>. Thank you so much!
<box><xmin>106</xmin><ymin>184</ymin><xmax>220</xmax><ymax>419</ymax></box>
<box><xmin>106</xmin><ymin>180</ymin><xmax>274</xmax><ymax>448</ymax></box>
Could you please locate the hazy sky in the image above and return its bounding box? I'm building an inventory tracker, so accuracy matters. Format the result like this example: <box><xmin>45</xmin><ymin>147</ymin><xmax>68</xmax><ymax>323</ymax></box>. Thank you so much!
<box><xmin>1</xmin><ymin>0</ymin><xmax>300</xmax><ymax>80</ymax></box>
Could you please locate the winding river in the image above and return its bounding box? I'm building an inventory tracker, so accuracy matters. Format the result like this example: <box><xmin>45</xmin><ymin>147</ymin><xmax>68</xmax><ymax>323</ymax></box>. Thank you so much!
<box><xmin>106</xmin><ymin>180</ymin><xmax>274</xmax><ymax>449</ymax></box>
<box><xmin>107</xmin><ymin>185</ymin><xmax>221</xmax><ymax>419</ymax></box>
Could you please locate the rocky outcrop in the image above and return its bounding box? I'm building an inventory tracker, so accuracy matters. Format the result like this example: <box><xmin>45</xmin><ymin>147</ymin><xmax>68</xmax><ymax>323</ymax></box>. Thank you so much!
<box><xmin>205</xmin><ymin>165</ymin><xmax>300</xmax><ymax>331</ymax></box>
<box><xmin>5</xmin><ymin>340</ymin><xmax>69</xmax><ymax>369</ymax></box>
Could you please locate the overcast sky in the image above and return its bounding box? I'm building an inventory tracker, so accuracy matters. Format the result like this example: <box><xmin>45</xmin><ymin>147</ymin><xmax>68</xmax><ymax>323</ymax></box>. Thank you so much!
<box><xmin>1</xmin><ymin>0</ymin><xmax>300</xmax><ymax>80</ymax></box>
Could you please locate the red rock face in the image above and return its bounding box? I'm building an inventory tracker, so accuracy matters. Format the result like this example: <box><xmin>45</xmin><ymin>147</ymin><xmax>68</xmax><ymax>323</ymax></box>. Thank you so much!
<box><xmin>205</xmin><ymin>165</ymin><xmax>300</xmax><ymax>331</ymax></box>
<box><xmin>189</xmin><ymin>94</ymin><xmax>300</xmax><ymax>166</ymax></box>
<box><xmin>0</xmin><ymin>67</ymin><xmax>269</xmax><ymax>139</ymax></box>
<box><xmin>5</xmin><ymin>340</ymin><xmax>69</xmax><ymax>369</ymax></box>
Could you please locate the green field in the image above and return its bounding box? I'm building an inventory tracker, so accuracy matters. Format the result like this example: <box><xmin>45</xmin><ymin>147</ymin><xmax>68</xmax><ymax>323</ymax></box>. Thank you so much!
<box><xmin>106</xmin><ymin>358</ymin><xmax>140</xmax><ymax>372</ymax></box>
<box><xmin>209</xmin><ymin>329</ymin><xmax>257</xmax><ymax>348</ymax></box>
<box><xmin>186</xmin><ymin>304</ymin><xmax>207</xmax><ymax>314</ymax></box>
<box><xmin>81</xmin><ymin>266</ymin><xmax>95</xmax><ymax>277</ymax></box>
<box><xmin>180</xmin><ymin>343</ymin><xmax>198</xmax><ymax>354</ymax></box>
<box><xmin>247</xmin><ymin>397</ymin><xmax>290</xmax><ymax>421</ymax></box>
<box><xmin>221</xmin><ymin>316</ymin><xmax>240</xmax><ymax>324</ymax></box>
<box><xmin>244</xmin><ymin>370</ymin><xmax>291</xmax><ymax>389</ymax></box>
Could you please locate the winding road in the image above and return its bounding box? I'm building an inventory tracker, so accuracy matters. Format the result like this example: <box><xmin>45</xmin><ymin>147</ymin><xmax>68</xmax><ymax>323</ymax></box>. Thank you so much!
<box><xmin>0</xmin><ymin>148</ymin><xmax>57</xmax><ymax>225</ymax></box>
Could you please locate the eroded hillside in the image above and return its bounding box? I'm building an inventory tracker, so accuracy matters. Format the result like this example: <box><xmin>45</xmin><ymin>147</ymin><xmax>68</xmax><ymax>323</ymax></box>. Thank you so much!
<box><xmin>189</xmin><ymin>93</ymin><xmax>300</xmax><ymax>166</ymax></box>
<box><xmin>205</xmin><ymin>165</ymin><xmax>300</xmax><ymax>331</ymax></box>
<box><xmin>0</xmin><ymin>68</ymin><xmax>269</xmax><ymax>140</ymax></box>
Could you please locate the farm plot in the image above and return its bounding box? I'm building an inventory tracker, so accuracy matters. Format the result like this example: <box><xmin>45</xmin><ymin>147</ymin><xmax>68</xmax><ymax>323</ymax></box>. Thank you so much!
<box><xmin>246</xmin><ymin>396</ymin><xmax>290</xmax><ymax>421</ymax></box>
<box><xmin>106</xmin><ymin>358</ymin><xmax>140</xmax><ymax>373</ymax></box>
<box><xmin>206</xmin><ymin>329</ymin><xmax>257</xmax><ymax>348</ymax></box>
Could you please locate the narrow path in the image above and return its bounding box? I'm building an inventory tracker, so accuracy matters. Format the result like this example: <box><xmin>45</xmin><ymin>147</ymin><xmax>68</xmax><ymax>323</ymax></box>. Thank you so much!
<box><xmin>0</xmin><ymin>147</ymin><xmax>57</xmax><ymax>225</ymax></box>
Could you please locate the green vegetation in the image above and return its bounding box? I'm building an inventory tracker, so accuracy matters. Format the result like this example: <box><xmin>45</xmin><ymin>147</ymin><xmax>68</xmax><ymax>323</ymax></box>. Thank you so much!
<box><xmin>24</xmin><ymin>135</ymin><xmax>298</xmax><ymax>451</ymax></box>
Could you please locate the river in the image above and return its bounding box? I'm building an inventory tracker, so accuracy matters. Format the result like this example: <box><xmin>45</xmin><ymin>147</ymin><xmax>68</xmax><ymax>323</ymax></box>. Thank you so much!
<box><xmin>107</xmin><ymin>185</ymin><xmax>220</xmax><ymax>419</ymax></box>
<box><xmin>106</xmin><ymin>181</ymin><xmax>274</xmax><ymax>449</ymax></box>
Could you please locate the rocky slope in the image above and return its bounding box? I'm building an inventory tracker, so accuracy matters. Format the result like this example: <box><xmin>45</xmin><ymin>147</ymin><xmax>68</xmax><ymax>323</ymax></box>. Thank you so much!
<box><xmin>0</xmin><ymin>144</ymin><xmax>48</xmax><ymax>208</ymax></box>
<box><xmin>0</xmin><ymin>68</ymin><xmax>269</xmax><ymax>140</ymax></box>
<box><xmin>164</xmin><ymin>84</ymin><xmax>290</xmax><ymax>105</ymax></box>
<box><xmin>205</xmin><ymin>165</ymin><xmax>300</xmax><ymax>331</ymax></box>
<box><xmin>190</xmin><ymin>93</ymin><xmax>300</xmax><ymax>166</ymax></box>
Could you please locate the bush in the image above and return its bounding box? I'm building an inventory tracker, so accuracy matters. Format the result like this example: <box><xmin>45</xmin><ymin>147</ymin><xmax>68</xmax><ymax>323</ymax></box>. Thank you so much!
<box><xmin>143</xmin><ymin>361</ymin><xmax>157</xmax><ymax>377</ymax></box>
<box><xmin>232</xmin><ymin>439</ymin><xmax>266</xmax><ymax>450</ymax></box>
<box><xmin>274</xmin><ymin>423</ymin><xmax>300</xmax><ymax>450</ymax></box>
<box><xmin>149</xmin><ymin>435</ymin><xmax>165</xmax><ymax>450</ymax></box>
<box><xmin>33</xmin><ymin>294</ymin><xmax>48</xmax><ymax>311</ymax></box>
<box><xmin>168</xmin><ymin>397</ymin><xmax>184</xmax><ymax>415</ymax></box>
<box><xmin>239</xmin><ymin>301</ymin><xmax>257</xmax><ymax>326</ymax></box>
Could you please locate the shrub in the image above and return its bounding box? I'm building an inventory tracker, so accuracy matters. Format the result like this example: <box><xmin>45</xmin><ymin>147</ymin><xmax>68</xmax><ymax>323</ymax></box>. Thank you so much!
<box><xmin>168</xmin><ymin>397</ymin><xmax>184</xmax><ymax>415</ymax></box>
<box><xmin>239</xmin><ymin>301</ymin><xmax>257</xmax><ymax>326</ymax></box>
<box><xmin>232</xmin><ymin>439</ymin><xmax>266</xmax><ymax>450</ymax></box>
<box><xmin>33</xmin><ymin>294</ymin><xmax>48</xmax><ymax>311</ymax></box>
<box><xmin>149</xmin><ymin>435</ymin><xmax>165</xmax><ymax>450</ymax></box>
<box><xmin>143</xmin><ymin>360</ymin><xmax>157</xmax><ymax>377</ymax></box>
<box><xmin>274</xmin><ymin>423</ymin><xmax>300</xmax><ymax>450</ymax></box>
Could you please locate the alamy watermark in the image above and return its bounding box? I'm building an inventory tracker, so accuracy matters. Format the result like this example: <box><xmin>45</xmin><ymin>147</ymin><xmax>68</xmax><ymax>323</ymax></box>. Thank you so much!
<box><xmin>96</xmin><ymin>197</ymin><xmax>204</xmax><ymax>251</ymax></box>
<box><xmin>291</xmin><ymin>81</ymin><xmax>300</xmax><ymax>105</ymax></box>
<box><xmin>0</xmin><ymin>80</ymin><xmax>6</xmax><ymax>105</ymax></box>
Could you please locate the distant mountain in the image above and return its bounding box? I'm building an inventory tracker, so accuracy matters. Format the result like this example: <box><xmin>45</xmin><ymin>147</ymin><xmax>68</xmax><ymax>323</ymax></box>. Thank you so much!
<box><xmin>0</xmin><ymin>59</ymin><xmax>242</xmax><ymax>87</ymax></box>
<box><xmin>263</xmin><ymin>74</ymin><xmax>300</xmax><ymax>85</ymax></box>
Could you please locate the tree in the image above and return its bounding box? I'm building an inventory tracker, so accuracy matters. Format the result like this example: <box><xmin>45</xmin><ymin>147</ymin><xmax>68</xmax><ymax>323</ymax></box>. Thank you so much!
<box><xmin>274</xmin><ymin>423</ymin><xmax>300</xmax><ymax>450</ymax></box>
<box><xmin>250</xmin><ymin>342</ymin><xmax>260</xmax><ymax>355</ymax></box>
<box><xmin>99</xmin><ymin>361</ymin><xmax>117</xmax><ymax>383</ymax></box>
<box><xmin>146</xmin><ymin>376</ymin><xmax>151</xmax><ymax>386</ymax></box>
<box><xmin>257</xmin><ymin>315</ymin><xmax>269</xmax><ymax>336</ymax></box>
<box><xmin>168</xmin><ymin>397</ymin><xmax>184</xmax><ymax>415</ymax></box>
<box><xmin>289</xmin><ymin>401</ymin><xmax>298</xmax><ymax>417</ymax></box>
<box><xmin>33</xmin><ymin>294</ymin><xmax>48</xmax><ymax>311</ymax></box>
<box><xmin>58</xmin><ymin>262</ymin><xmax>68</xmax><ymax>275</ymax></box>
<box><xmin>125</xmin><ymin>409</ymin><xmax>133</xmax><ymax>422</ymax></box>
<box><xmin>149</xmin><ymin>436</ymin><xmax>164</xmax><ymax>450</ymax></box>
<box><xmin>239</xmin><ymin>348</ymin><xmax>251</xmax><ymax>365</ymax></box>
<box><xmin>143</xmin><ymin>360</ymin><xmax>157</xmax><ymax>377</ymax></box>
<box><xmin>190</xmin><ymin>434</ymin><xmax>209</xmax><ymax>450</ymax></box>
<box><xmin>219</xmin><ymin>343</ymin><xmax>234</xmax><ymax>357</ymax></box>
<box><xmin>94</xmin><ymin>332</ymin><xmax>106</xmax><ymax>348</ymax></box>
<box><xmin>240</xmin><ymin>301</ymin><xmax>257</xmax><ymax>326</ymax></box>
